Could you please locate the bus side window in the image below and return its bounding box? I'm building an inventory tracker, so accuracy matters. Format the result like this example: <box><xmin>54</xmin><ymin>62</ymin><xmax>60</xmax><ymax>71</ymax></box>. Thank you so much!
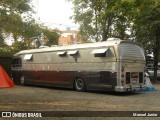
<box><xmin>12</xmin><ymin>57</ymin><xmax>22</xmax><ymax>67</ymax></box>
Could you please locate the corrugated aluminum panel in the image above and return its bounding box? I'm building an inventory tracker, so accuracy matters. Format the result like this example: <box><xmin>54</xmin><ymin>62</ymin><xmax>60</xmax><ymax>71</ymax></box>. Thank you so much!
<box><xmin>120</xmin><ymin>43</ymin><xmax>145</xmax><ymax>60</ymax></box>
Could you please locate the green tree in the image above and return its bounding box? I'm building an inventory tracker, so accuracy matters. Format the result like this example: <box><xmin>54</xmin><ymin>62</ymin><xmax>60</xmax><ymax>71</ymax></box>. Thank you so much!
<box><xmin>20</xmin><ymin>20</ymin><xmax>42</xmax><ymax>41</ymax></box>
<box><xmin>131</xmin><ymin>0</ymin><xmax>160</xmax><ymax>80</ymax></box>
<box><xmin>0</xmin><ymin>0</ymin><xmax>32</xmax><ymax>36</ymax></box>
<box><xmin>68</xmin><ymin>0</ymin><xmax>131</xmax><ymax>41</ymax></box>
<box><xmin>11</xmin><ymin>40</ymin><xmax>37</xmax><ymax>53</ymax></box>
<box><xmin>0</xmin><ymin>0</ymin><xmax>59</xmax><ymax>52</ymax></box>
<box><xmin>0</xmin><ymin>0</ymin><xmax>35</xmax><ymax>52</ymax></box>
<box><xmin>42</xmin><ymin>29</ymin><xmax>59</xmax><ymax>46</ymax></box>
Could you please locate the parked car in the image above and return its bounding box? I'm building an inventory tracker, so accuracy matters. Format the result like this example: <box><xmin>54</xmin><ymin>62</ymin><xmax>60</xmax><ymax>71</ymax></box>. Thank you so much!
<box><xmin>147</xmin><ymin>63</ymin><xmax>160</xmax><ymax>80</ymax></box>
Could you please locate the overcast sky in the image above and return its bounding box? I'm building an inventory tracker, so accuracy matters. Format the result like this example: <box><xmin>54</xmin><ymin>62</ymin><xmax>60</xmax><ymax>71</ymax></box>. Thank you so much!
<box><xmin>31</xmin><ymin>0</ymin><xmax>78</xmax><ymax>30</ymax></box>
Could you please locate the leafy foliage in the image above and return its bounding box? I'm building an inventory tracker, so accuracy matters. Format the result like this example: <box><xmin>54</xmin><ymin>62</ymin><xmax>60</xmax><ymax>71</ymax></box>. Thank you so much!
<box><xmin>42</xmin><ymin>29</ymin><xmax>59</xmax><ymax>46</ymax></box>
<box><xmin>0</xmin><ymin>0</ymin><xmax>59</xmax><ymax>54</ymax></box>
<box><xmin>11</xmin><ymin>41</ymin><xmax>34</xmax><ymax>53</ymax></box>
<box><xmin>0</xmin><ymin>0</ymin><xmax>33</xmax><ymax>44</ymax></box>
<box><xmin>131</xmin><ymin>0</ymin><xmax>160</xmax><ymax>80</ymax></box>
<box><xmin>68</xmin><ymin>0</ymin><xmax>131</xmax><ymax>41</ymax></box>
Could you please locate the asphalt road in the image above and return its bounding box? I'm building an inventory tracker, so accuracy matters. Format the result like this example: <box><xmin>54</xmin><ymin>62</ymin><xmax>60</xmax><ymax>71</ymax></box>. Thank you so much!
<box><xmin>0</xmin><ymin>84</ymin><xmax>160</xmax><ymax>119</ymax></box>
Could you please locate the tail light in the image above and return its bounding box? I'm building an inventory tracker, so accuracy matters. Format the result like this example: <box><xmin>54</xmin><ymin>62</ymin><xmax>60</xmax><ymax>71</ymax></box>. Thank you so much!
<box><xmin>121</xmin><ymin>80</ymin><xmax>124</xmax><ymax>84</ymax></box>
<box><xmin>121</xmin><ymin>66</ymin><xmax>125</xmax><ymax>72</ymax></box>
<box><xmin>121</xmin><ymin>73</ymin><xmax>124</xmax><ymax>78</ymax></box>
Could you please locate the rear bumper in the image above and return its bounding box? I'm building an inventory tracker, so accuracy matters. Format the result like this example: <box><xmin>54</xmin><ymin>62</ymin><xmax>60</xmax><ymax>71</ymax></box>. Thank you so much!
<box><xmin>115</xmin><ymin>85</ymin><xmax>146</xmax><ymax>92</ymax></box>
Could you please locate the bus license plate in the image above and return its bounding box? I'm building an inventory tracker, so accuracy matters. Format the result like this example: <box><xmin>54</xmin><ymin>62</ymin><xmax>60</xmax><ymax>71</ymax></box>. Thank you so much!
<box><xmin>132</xmin><ymin>78</ymin><xmax>137</xmax><ymax>84</ymax></box>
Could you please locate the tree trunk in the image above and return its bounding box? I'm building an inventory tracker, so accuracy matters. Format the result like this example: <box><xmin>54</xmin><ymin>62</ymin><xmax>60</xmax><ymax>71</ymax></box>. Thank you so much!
<box><xmin>102</xmin><ymin>17</ymin><xmax>113</xmax><ymax>41</ymax></box>
<box><xmin>0</xmin><ymin>33</ymin><xmax>4</xmax><ymax>44</ymax></box>
<box><xmin>102</xmin><ymin>30</ymin><xmax>108</xmax><ymax>41</ymax></box>
<box><xmin>13</xmin><ymin>34</ymin><xmax>18</xmax><ymax>42</ymax></box>
<box><xmin>94</xmin><ymin>9</ymin><xmax>99</xmax><ymax>42</ymax></box>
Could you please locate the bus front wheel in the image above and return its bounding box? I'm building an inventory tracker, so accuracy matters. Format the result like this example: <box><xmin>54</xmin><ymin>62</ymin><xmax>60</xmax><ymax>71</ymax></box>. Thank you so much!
<box><xmin>74</xmin><ymin>78</ymin><xmax>86</xmax><ymax>92</ymax></box>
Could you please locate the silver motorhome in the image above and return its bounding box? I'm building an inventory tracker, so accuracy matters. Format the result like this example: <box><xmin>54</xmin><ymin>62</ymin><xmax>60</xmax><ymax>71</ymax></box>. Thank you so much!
<box><xmin>12</xmin><ymin>38</ymin><xmax>146</xmax><ymax>92</ymax></box>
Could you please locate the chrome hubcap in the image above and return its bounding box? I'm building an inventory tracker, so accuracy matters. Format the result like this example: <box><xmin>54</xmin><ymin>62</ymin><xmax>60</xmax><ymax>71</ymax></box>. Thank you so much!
<box><xmin>76</xmin><ymin>79</ymin><xmax>83</xmax><ymax>89</ymax></box>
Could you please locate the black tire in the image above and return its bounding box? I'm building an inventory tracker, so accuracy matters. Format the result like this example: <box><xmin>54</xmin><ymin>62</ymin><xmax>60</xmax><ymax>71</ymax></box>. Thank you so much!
<box><xmin>20</xmin><ymin>76</ymin><xmax>25</xmax><ymax>85</ymax></box>
<box><xmin>74</xmin><ymin>78</ymin><xmax>86</xmax><ymax>92</ymax></box>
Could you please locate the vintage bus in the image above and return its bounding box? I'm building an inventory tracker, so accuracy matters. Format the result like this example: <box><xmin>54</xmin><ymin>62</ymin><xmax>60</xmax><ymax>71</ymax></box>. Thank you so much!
<box><xmin>11</xmin><ymin>38</ymin><xmax>146</xmax><ymax>92</ymax></box>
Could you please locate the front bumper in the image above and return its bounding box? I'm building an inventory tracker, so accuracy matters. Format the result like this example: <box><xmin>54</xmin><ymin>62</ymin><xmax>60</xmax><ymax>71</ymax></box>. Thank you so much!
<box><xmin>115</xmin><ymin>85</ymin><xmax>147</xmax><ymax>92</ymax></box>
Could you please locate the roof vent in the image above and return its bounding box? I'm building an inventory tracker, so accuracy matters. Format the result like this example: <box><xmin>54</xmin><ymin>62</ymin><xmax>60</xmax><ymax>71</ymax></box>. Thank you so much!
<box><xmin>39</xmin><ymin>46</ymin><xmax>49</xmax><ymax>49</ymax></box>
<box><xmin>107</xmin><ymin>38</ymin><xmax>121</xmax><ymax>41</ymax></box>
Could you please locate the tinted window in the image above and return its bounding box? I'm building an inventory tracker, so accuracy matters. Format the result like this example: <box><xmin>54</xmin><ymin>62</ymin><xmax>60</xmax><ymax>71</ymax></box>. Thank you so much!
<box><xmin>12</xmin><ymin>57</ymin><xmax>22</xmax><ymax>67</ymax></box>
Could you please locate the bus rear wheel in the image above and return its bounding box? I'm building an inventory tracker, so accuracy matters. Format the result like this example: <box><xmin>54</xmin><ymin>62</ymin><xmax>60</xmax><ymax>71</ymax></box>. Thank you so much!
<box><xmin>74</xmin><ymin>78</ymin><xmax>86</xmax><ymax>92</ymax></box>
